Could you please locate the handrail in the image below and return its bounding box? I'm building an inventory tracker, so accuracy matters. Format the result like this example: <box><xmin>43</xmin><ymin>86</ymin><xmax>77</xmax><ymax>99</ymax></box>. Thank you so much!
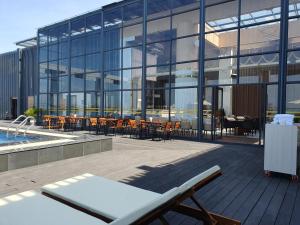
<box><xmin>23</xmin><ymin>117</ymin><xmax>36</xmax><ymax>136</ymax></box>
<box><xmin>15</xmin><ymin>116</ymin><xmax>36</xmax><ymax>136</ymax></box>
<box><xmin>6</xmin><ymin>115</ymin><xmax>27</xmax><ymax>136</ymax></box>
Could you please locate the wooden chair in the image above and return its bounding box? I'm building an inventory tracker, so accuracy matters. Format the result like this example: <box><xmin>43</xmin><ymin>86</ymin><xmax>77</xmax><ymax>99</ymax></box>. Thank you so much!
<box><xmin>89</xmin><ymin>118</ymin><xmax>98</xmax><ymax>133</ymax></box>
<box><xmin>41</xmin><ymin>166</ymin><xmax>240</xmax><ymax>225</ymax></box>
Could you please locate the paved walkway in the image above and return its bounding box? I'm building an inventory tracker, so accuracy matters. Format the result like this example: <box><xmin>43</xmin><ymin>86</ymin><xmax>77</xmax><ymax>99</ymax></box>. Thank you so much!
<box><xmin>0</xmin><ymin>136</ymin><xmax>299</xmax><ymax>225</ymax></box>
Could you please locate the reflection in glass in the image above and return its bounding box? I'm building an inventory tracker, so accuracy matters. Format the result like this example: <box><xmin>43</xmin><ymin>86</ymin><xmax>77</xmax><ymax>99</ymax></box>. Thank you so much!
<box><xmin>172</xmin><ymin>36</ymin><xmax>199</xmax><ymax>63</ymax></box>
<box><xmin>123</xmin><ymin>46</ymin><xmax>143</xmax><ymax>68</ymax></box>
<box><xmin>104</xmin><ymin>49</ymin><xmax>121</xmax><ymax>71</ymax></box>
<box><xmin>104</xmin><ymin>70</ymin><xmax>121</xmax><ymax>90</ymax></box>
<box><xmin>59</xmin><ymin>41</ymin><xmax>69</xmax><ymax>59</ymax></box>
<box><xmin>71</xmin><ymin>74</ymin><xmax>85</xmax><ymax>92</ymax></box>
<box><xmin>71</xmin><ymin>56</ymin><xmax>84</xmax><ymax>74</ymax></box>
<box><xmin>287</xmin><ymin>51</ymin><xmax>300</xmax><ymax>82</ymax></box>
<box><xmin>286</xmin><ymin>84</ymin><xmax>300</xmax><ymax>122</ymax></box>
<box><xmin>86</xmin><ymin>73</ymin><xmax>101</xmax><ymax>91</ymax></box>
<box><xmin>239</xmin><ymin>54</ymin><xmax>279</xmax><ymax>83</ymax></box>
<box><xmin>39</xmin><ymin>94</ymin><xmax>48</xmax><ymax>115</ymax></box>
<box><xmin>172</xmin><ymin>0</ymin><xmax>200</xmax><ymax>13</ymax></box>
<box><xmin>71</xmin><ymin>19</ymin><xmax>85</xmax><ymax>36</ymax></box>
<box><xmin>39</xmin><ymin>79</ymin><xmax>48</xmax><ymax>93</ymax></box>
<box><xmin>49</xmin><ymin>44</ymin><xmax>58</xmax><ymax>61</ymax></box>
<box><xmin>86</xmin><ymin>92</ymin><xmax>101</xmax><ymax>117</ymax></box>
<box><xmin>59</xmin><ymin>76</ymin><xmax>69</xmax><ymax>92</ymax></box>
<box><xmin>205</xmin><ymin>58</ymin><xmax>237</xmax><ymax>85</ymax></box>
<box><xmin>58</xmin><ymin>93</ymin><xmax>68</xmax><ymax>116</ymax></box>
<box><xmin>105</xmin><ymin>92</ymin><xmax>121</xmax><ymax>117</ymax></box>
<box><xmin>86</xmin><ymin>53</ymin><xmax>101</xmax><ymax>73</ymax></box>
<box><xmin>172</xmin><ymin>9</ymin><xmax>200</xmax><ymax>38</ymax></box>
<box><xmin>49</xmin><ymin>76</ymin><xmax>59</xmax><ymax>93</ymax></box>
<box><xmin>86</xmin><ymin>13</ymin><xmax>102</xmax><ymax>33</ymax></box>
<box><xmin>39</xmin><ymin>46</ymin><xmax>47</xmax><ymax>62</ymax></box>
<box><xmin>171</xmin><ymin>62</ymin><xmax>198</xmax><ymax>87</ymax></box>
<box><xmin>146</xmin><ymin>42</ymin><xmax>172</xmax><ymax>66</ymax></box>
<box><xmin>123</xmin><ymin>90</ymin><xmax>142</xmax><ymax>117</ymax></box>
<box><xmin>289</xmin><ymin>0</ymin><xmax>300</xmax><ymax>17</ymax></box>
<box><xmin>86</xmin><ymin>33</ymin><xmax>102</xmax><ymax>54</ymax></box>
<box><xmin>104</xmin><ymin>29</ymin><xmax>122</xmax><ymax>50</ymax></box>
<box><xmin>170</xmin><ymin>88</ymin><xmax>197</xmax><ymax>123</ymax></box>
<box><xmin>70</xmin><ymin>92</ymin><xmax>84</xmax><ymax>116</ymax></box>
<box><xmin>147</xmin><ymin>18</ymin><xmax>171</xmax><ymax>43</ymax></box>
<box><xmin>49</xmin><ymin>94</ymin><xmax>57</xmax><ymax>115</ymax></box>
<box><xmin>206</xmin><ymin>0</ymin><xmax>239</xmax><ymax>31</ymax></box>
<box><xmin>48</xmin><ymin>61</ymin><xmax>58</xmax><ymax>78</ymax></box>
<box><xmin>58</xmin><ymin>59</ymin><xmax>68</xmax><ymax>76</ymax></box>
<box><xmin>147</xmin><ymin>0</ymin><xmax>171</xmax><ymax>19</ymax></box>
<box><xmin>123</xmin><ymin>69</ymin><xmax>142</xmax><ymax>90</ymax></box>
<box><xmin>123</xmin><ymin>24</ymin><xmax>143</xmax><ymax>47</ymax></box>
<box><xmin>146</xmin><ymin>66</ymin><xmax>170</xmax><ymax>89</ymax></box>
<box><xmin>288</xmin><ymin>18</ymin><xmax>300</xmax><ymax>49</ymax></box>
<box><xmin>71</xmin><ymin>37</ymin><xmax>85</xmax><ymax>56</ymax></box>
<box><xmin>40</xmin><ymin>63</ymin><xmax>47</xmax><ymax>78</ymax></box>
<box><xmin>241</xmin><ymin>0</ymin><xmax>281</xmax><ymax>26</ymax></box>
<box><xmin>123</xmin><ymin>0</ymin><xmax>143</xmax><ymax>25</ymax></box>
<box><xmin>240</xmin><ymin>22</ymin><xmax>280</xmax><ymax>55</ymax></box>
<box><xmin>146</xmin><ymin>89</ymin><xmax>169</xmax><ymax>119</ymax></box>
<box><xmin>104</xmin><ymin>8</ymin><xmax>122</xmax><ymax>29</ymax></box>
<box><xmin>205</xmin><ymin>29</ymin><xmax>237</xmax><ymax>59</ymax></box>
<box><xmin>266</xmin><ymin>85</ymin><xmax>278</xmax><ymax>122</ymax></box>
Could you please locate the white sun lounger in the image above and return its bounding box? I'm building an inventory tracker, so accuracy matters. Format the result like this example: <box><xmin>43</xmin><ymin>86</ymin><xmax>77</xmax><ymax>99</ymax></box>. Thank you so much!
<box><xmin>0</xmin><ymin>191</ymin><xmax>105</xmax><ymax>225</ymax></box>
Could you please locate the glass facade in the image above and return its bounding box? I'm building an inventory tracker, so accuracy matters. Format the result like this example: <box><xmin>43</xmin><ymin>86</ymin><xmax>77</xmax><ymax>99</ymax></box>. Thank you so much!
<box><xmin>38</xmin><ymin>0</ymin><xmax>300</xmax><ymax>140</ymax></box>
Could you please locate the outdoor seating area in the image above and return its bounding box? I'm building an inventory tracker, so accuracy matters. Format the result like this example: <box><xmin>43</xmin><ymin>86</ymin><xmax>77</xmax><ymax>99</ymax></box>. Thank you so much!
<box><xmin>42</xmin><ymin>115</ymin><xmax>198</xmax><ymax>140</ymax></box>
<box><xmin>0</xmin><ymin>166</ymin><xmax>241</xmax><ymax>225</ymax></box>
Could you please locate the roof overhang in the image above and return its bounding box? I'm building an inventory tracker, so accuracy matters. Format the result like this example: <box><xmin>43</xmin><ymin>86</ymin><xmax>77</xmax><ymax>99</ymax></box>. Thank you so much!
<box><xmin>15</xmin><ymin>37</ymin><xmax>37</xmax><ymax>48</ymax></box>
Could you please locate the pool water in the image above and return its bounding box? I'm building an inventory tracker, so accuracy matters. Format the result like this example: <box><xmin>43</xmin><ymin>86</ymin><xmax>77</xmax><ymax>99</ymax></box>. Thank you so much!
<box><xmin>0</xmin><ymin>131</ymin><xmax>36</xmax><ymax>145</ymax></box>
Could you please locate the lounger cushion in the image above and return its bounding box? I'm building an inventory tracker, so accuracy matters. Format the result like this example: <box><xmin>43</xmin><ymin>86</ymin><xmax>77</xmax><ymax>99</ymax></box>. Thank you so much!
<box><xmin>111</xmin><ymin>187</ymin><xmax>181</xmax><ymax>225</ymax></box>
<box><xmin>179</xmin><ymin>165</ymin><xmax>221</xmax><ymax>193</ymax></box>
<box><xmin>0</xmin><ymin>191</ymin><xmax>106</xmax><ymax>225</ymax></box>
<box><xmin>42</xmin><ymin>173</ymin><xmax>161</xmax><ymax>220</ymax></box>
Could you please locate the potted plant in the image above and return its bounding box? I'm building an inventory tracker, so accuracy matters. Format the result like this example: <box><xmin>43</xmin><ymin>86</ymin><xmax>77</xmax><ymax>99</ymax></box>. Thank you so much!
<box><xmin>24</xmin><ymin>107</ymin><xmax>39</xmax><ymax>124</ymax></box>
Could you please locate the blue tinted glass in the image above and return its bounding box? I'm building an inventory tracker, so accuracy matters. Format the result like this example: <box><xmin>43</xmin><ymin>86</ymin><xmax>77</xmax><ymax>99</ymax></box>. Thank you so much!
<box><xmin>146</xmin><ymin>65</ymin><xmax>170</xmax><ymax>89</ymax></box>
<box><xmin>71</xmin><ymin>37</ymin><xmax>85</xmax><ymax>56</ymax></box>
<box><xmin>172</xmin><ymin>0</ymin><xmax>200</xmax><ymax>13</ymax></box>
<box><xmin>58</xmin><ymin>59</ymin><xmax>68</xmax><ymax>76</ymax></box>
<box><xmin>59</xmin><ymin>41</ymin><xmax>69</xmax><ymax>59</ymax></box>
<box><xmin>86</xmin><ymin>33</ymin><xmax>102</xmax><ymax>53</ymax></box>
<box><xmin>147</xmin><ymin>0</ymin><xmax>171</xmax><ymax>19</ymax></box>
<box><xmin>39</xmin><ymin>46</ymin><xmax>47</xmax><ymax>62</ymax></box>
<box><xmin>123</xmin><ymin>68</ymin><xmax>142</xmax><ymax>89</ymax></box>
<box><xmin>39</xmin><ymin>79</ymin><xmax>48</xmax><ymax>93</ymax></box>
<box><xmin>104</xmin><ymin>29</ymin><xmax>122</xmax><ymax>50</ymax></box>
<box><xmin>59</xmin><ymin>76</ymin><xmax>69</xmax><ymax>92</ymax></box>
<box><xmin>48</xmin><ymin>61</ymin><xmax>58</xmax><ymax>78</ymax></box>
<box><xmin>123</xmin><ymin>46</ymin><xmax>143</xmax><ymax>68</ymax></box>
<box><xmin>70</xmin><ymin>93</ymin><xmax>84</xmax><ymax>116</ymax></box>
<box><xmin>71</xmin><ymin>74</ymin><xmax>85</xmax><ymax>92</ymax></box>
<box><xmin>123</xmin><ymin>23</ymin><xmax>143</xmax><ymax>47</ymax></box>
<box><xmin>147</xmin><ymin>18</ymin><xmax>171</xmax><ymax>42</ymax></box>
<box><xmin>104</xmin><ymin>70</ymin><xmax>121</xmax><ymax>90</ymax></box>
<box><xmin>104</xmin><ymin>50</ymin><xmax>121</xmax><ymax>71</ymax></box>
<box><xmin>123</xmin><ymin>0</ymin><xmax>143</xmax><ymax>25</ymax></box>
<box><xmin>49</xmin><ymin>76</ymin><xmax>59</xmax><ymax>93</ymax></box>
<box><xmin>104</xmin><ymin>8</ymin><xmax>123</xmax><ymax>29</ymax></box>
<box><xmin>86</xmin><ymin>13</ymin><xmax>102</xmax><ymax>32</ymax></box>
<box><xmin>57</xmin><ymin>23</ymin><xmax>69</xmax><ymax>40</ymax></box>
<box><xmin>71</xmin><ymin>18</ymin><xmax>85</xmax><ymax>36</ymax></box>
<box><xmin>146</xmin><ymin>41</ymin><xmax>171</xmax><ymax>66</ymax></box>
<box><xmin>86</xmin><ymin>92</ymin><xmax>101</xmax><ymax>117</ymax></box>
<box><xmin>86</xmin><ymin>73</ymin><xmax>101</xmax><ymax>91</ymax></box>
<box><xmin>86</xmin><ymin>53</ymin><xmax>101</xmax><ymax>73</ymax></box>
<box><xmin>49</xmin><ymin>44</ymin><xmax>58</xmax><ymax>61</ymax></box>
<box><xmin>71</xmin><ymin>56</ymin><xmax>85</xmax><ymax>74</ymax></box>
<box><xmin>105</xmin><ymin>92</ymin><xmax>121</xmax><ymax>116</ymax></box>
<box><xmin>40</xmin><ymin>63</ymin><xmax>47</xmax><ymax>78</ymax></box>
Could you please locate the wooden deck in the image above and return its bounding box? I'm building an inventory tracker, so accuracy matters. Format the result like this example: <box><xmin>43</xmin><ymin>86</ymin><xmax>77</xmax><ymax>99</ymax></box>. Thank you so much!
<box><xmin>0</xmin><ymin>136</ymin><xmax>299</xmax><ymax>225</ymax></box>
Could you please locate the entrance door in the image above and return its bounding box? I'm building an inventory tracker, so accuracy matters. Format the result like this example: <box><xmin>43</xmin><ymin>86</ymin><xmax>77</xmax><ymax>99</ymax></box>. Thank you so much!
<box><xmin>11</xmin><ymin>98</ymin><xmax>17</xmax><ymax>119</ymax></box>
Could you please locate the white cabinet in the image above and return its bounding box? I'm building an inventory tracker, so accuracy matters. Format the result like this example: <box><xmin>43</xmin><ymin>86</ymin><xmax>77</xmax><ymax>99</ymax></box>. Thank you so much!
<box><xmin>264</xmin><ymin>124</ymin><xmax>298</xmax><ymax>176</ymax></box>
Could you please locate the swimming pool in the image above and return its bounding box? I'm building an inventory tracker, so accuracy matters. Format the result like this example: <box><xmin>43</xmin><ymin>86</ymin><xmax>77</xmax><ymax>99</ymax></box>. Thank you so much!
<box><xmin>0</xmin><ymin>131</ymin><xmax>37</xmax><ymax>145</ymax></box>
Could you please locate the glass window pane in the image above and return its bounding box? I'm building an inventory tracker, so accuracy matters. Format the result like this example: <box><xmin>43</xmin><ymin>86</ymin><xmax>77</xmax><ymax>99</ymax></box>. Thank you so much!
<box><xmin>104</xmin><ymin>8</ymin><xmax>123</xmax><ymax>29</ymax></box>
<box><xmin>86</xmin><ymin>73</ymin><xmax>101</xmax><ymax>91</ymax></box>
<box><xmin>104</xmin><ymin>29</ymin><xmax>122</xmax><ymax>50</ymax></box>
<box><xmin>146</xmin><ymin>66</ymin><xmax>170</xmax><ymax>89</ymax></box>
<box><xmin>289</xmin><ymin>0</ymin><xmax>300</xmax><ymax>17</ymax></box>
<box><xmin>71</xmin><ymin>74</ymin><xmax>85</xmax><ymax>92</ymax></box>
<box><xmin>49</xmin><ymin>44</ymin><xmax>58</xmax><ymax>61</ymax></box>
<box><xmin>71</xmin><ymin>56</ymin><xmax>84</xmax><ymax>75</ymax></box>
<box><xmin>172</xmin><ymin>36</ymin><xmax>199</xmax><ymax>63</ymax></box>
<box><xmin>40</xmin><ymin>63</ymin><xmax>48</xmax><ymax>78</ymax></box>
<box><xmin>239</xmin><ymin>53</ymin><xmax>279</xmax><ymax>84</ymax></box>
<box><xmin>205</xmin><ymin>29</ymin><xmax>237</xmax><ymax>59</ymax></box>
<box><xmin>86</xmin><ymin>92</ymin><xmax>101</xmax><ymax>117</ymax></box>
<box><xmin>123</xmin><ymin>90</ymin><xmax>142</xmax><ymax>117</ymax></box>
<box><xmin>205</xmin><ymin>58</ymin><xmax>237</xmax><ymax>85</ymax></box>
<box><xmin>58</xmin><ymin>59</ymin><xmax>68</xmax><ymax>76</ymax></box>
<box><xmin>39</xmin><ymin>30</ymin><xmax>48</xmax><ymax>46</ymax></box>
<box><xmin>39</xmin><ymin>79</ymin><xmax>48</xmax><ymax>93</ymax></box>
<box><xmin>57</xmin><ymin>23</ymin><xmax>69</xmax><ymax>40</ymax></box>
<box><xmin>105</xmin><ymin>92</ymin><xmax>121</xmax><ymax>117</ymax></box>
<box><xmin>48</xmin><ymin>29</ymin><xmax>58</xmax><ymax>44</ymax></box>
<box><xmin>86</xmin><ymin>53</ymin><xmax>101</xmax><ymax>73</ymax></box>
<box><xmin>49</xmin><ymin>76</ymin><xmax>59</xmax><ymax>93</ymax></box>
<box><xmin>71</xmin><ymin>19</ymin><xmax>85</xmax><ymax>36</ymax></box>
<box><xmin>71</xmin><ymin>37</ymin><xmax>85</xmax><ymax>56</ymax></box>
<box><xmin>146</xmin><ymin>89</ymin><xmax>169</xmax><ymax>120</ymax></box>
<box><xmin>59</xmin><ymin>41</ymin><xmax>69</xmax><ymax>59</ymax></box>
<box><xmin>240</xmin><ymin>22</ymin><xmax>280</xmax><ymax>55</ymax></box>
<box><xmin>59</xmin><ymin>76</ymin><xmax>69</xmax><ymax>92</ymax></box>
<box><xmin>286</xmin><ymin>84</ymin><xmax>300</xmax><ymax>122</ymax></box>
<box><xmin>123</xmin><ymin>68</ymin><xmax>142</xmax><ymax>90</ymax></box>
<box><xmin>266</xmin><ymin>84</ymin><xmax>278</xmax><ymax>122</ymax></box>
<box><xmin>241</xmin><ymin>0</ymin><xmax>281</xmax><ymax>26</ymax></box>
<box><xmin>49</xmin><ymin>93</ymin><xmax>57</xmax><ymax>116</ymax></box>
<box><xmin>123</xmin><ymin>0</ymin><xmax>143</xmax><ymax>26</ymax></box>
<box><xmin>58</xmin><ymin>93</ymin><xmax>68</xmax><ymax>116</ymax></box>
<box><xmin>48</xmin><ymin>61</ymin><xmax>58</xmax><ymax>78</ymax></box>
<box><xmin>147</xmin><ymin>0</ymin><xmax>171</xmax><ymax>19</ymax></box>
<box><xmin>123</xmin><ymin>46</ymin><xmax>143</xmax><ymax>68</ymax></box>
<box><xmin>123</xmin><ymin>24</ymin><xmax>143</xmax><ymax>47</ymax></box>
<box><xmin>287</xmin><ymin>51</ymin><xmax>300</xmax><ymax>82</ymax></box>
<box><xmin>70</xmin><ymin>92</ymin><xmax>84</xmax><ymax>116</ymax></box>
<box><xmin>39</xmin><ymin>46</ymin><xmax>48</xmax><ymax>62</ymax></box>
<box><xmin>147</xmin><ymin>18</ymin><xmax>171</xmax><ymax>43</ymax></box>
<box><xmin>172</xmin><ymin>0</ymin><xmax>200</xmax><ymax>13</ymax></box>
<box><xmin>172</xmin><ymin>9</ymin><xmax>200</xmax><ymax>38</ymax></box>
<box><xmin>170</xmin><ymin>88</ymin><xmax>197</xmax><ymax>123</ymax></box>
<box><xmin>86</xmin><ymin>33</ymin><xmax>102</xmax><ymax>54</ymax></box>
<box><xmin>146</xmin><ymin>41</ymin><xmax>171</xmax><ymax>66</ymax></box>
<box><xmin>206</xmin><ymin>0</ymin><xmax>239</xmax><ymax>31</ymax></box>
<box><xmin>171</xmin><ymin>62</ymin><xmax>198</xmax><ymax>87</ymax></box>
<box><xmin>86</xmin><ymin>13</ymin><xmax>102</xmax><ymax>33</ymax></box>
<box><xmin>39</xmin><ymin>94</ymin><xmax>48</xmax><ymax>115</ymax></box>
<box><xmin>288</xmin><ymin>18</ymin><xmax>300</xmax><ymax>49</ymax></box>
<box><xmin>104</xmin><ymin>50</ymin><xmax>121</xmax><ymax>71</ymax></box>
<box><xmin>104</xmin><ymin>70</ymin><xmax>121</xmax><ymax>90</ymax></box>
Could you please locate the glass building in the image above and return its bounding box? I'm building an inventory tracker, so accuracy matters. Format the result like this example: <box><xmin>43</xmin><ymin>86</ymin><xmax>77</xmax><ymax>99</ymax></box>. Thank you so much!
<box><xmin>37</xmin><ymin>0</ymin><xmax>300</xmax><ymax>144</ymax></box>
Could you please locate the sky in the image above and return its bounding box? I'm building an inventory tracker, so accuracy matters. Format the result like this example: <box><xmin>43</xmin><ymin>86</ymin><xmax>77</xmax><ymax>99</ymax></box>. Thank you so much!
<box><xmin>0</xmin><ymin>0</ymin><xmax>118</xmax><ymax>54</ymax></box>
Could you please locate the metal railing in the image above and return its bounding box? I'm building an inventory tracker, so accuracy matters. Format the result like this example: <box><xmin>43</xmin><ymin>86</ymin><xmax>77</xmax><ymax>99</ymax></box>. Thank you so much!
<box><xmin>6</xmin><ymin>115</ymin><xmax>36</xmax><ymax>136</ymax></box>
